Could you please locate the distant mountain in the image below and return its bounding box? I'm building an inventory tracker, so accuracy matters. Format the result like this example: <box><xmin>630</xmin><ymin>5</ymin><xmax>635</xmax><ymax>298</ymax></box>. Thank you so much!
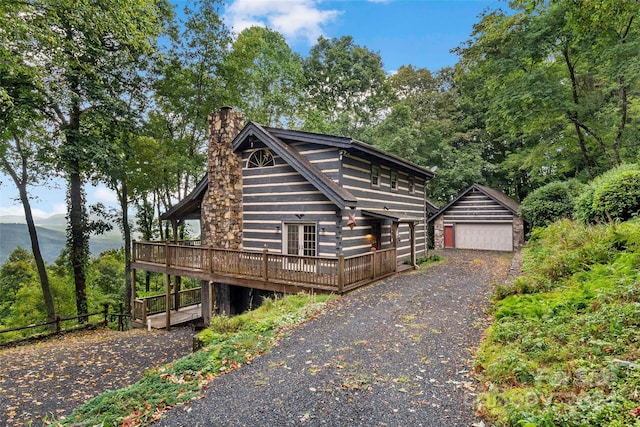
<box><xmin>0</xmin><ymin>223</ymin><xmax>124</xmax><ymax>265</ymax></box>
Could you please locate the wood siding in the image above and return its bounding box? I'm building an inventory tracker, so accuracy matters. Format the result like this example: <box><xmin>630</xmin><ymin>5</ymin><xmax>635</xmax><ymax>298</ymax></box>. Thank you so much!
<box><xmin>240</xmin><ymin>141</ymin><xmax>429</xmax><ymax>263</ymax></box>
<box><xmin>442</xmin><ymin>191</ymin><xmax>514</xmax><ymax>224</ymax></box>
<box><xmin>241</xmin><ymin>142</ymin><xmax>341</xmax><ymax>257</ymax></box>
<box><xmin>340</xmin><ymin>153</ymin><xmax>427</xmax><ymax>262</ymax></box>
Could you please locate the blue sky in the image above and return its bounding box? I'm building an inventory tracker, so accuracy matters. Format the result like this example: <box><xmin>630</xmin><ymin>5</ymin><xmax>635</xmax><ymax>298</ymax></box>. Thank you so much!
<box><xmin>0</xmin><ymin>0</ymin><xmax>503</xmax><ymax>219</ymax></box>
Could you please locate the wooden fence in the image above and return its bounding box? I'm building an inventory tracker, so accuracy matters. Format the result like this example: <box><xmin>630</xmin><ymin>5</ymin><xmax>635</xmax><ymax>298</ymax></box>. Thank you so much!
<box><xmin>0</xmin><ymin>307</ymin><xmax>109</xmax><ymax>347</ymax></box>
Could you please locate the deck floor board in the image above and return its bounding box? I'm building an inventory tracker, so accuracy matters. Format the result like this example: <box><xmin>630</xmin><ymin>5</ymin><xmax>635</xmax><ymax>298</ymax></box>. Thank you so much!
<box><xmin>134</xmin><ymin>304</ymin><xmax>202</xmax><ymax>329</ymax></box>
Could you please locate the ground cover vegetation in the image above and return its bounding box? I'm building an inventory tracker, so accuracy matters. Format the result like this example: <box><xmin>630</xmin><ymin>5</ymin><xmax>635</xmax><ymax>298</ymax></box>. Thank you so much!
<box><xmin>477</xmin><ymin>163</ymin><xmax>640</xmax><ymax>425</ymax></box>
<box><xmin>58</xmin><ymin>293</ymin><xmax>333</xmax><ymax>426</ymax></box>
<box><xmin>0</xmin><ymin>0</ymin><xmax>639</xmax><ymax>384</ymax></box>
<box><xmin>477</xmin><ymin>219</ymin><xmax>640</xmax><ymax>426</ymax></box>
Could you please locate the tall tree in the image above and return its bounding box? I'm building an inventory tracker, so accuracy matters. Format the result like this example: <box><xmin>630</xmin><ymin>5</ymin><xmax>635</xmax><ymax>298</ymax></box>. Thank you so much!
<box><xmin>455</xmin><ymin>0</ymin><xmax>640</xmax><ymax>187</ymax></box>
<box><xmin>149</xmin><ymin>0</ymin><xmax>230</xmax><ymax>209</ymax></box>
<box><xmin>302</xmin><ymin>36</ymin><xmax>391</xmax><ymax>138</ymax></box>
<box><xmin>365</xmin><ymin>65</ymin><xmax>488</xmax><ymax>203</ymax></box>
<box><xmin>7</xmin><ymin>0</ymin><xmax>171</xmax><ymax>320</ymax></box>
<box><xmin>223</xmin><ymin>26</ymin><xmax>304</xmax><ymax>127</ymax></box>
<box><xmin>0</xmin><ymin>1</ymin><xmax>56</xmax><ymax>323</ymax></box>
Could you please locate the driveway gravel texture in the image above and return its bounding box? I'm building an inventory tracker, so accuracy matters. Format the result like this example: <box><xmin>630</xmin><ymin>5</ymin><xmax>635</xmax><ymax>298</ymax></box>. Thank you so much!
<box><xmin>0</xmin><ymin>326</ymin><xmax>195</xmax><ymax>426</ymax></box>
<box><xmin>155</xmin><ymin>249</ymin><xmax>513</xmax><ymax>427</ymax></box>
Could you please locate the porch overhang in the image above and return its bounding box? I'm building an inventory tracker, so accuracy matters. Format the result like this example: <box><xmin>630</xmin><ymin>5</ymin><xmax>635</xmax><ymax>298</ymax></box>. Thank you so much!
<box><xmin>362</xmin><ymin>209</ymin><xmax>423</xmax><ymax>223</ymax></box>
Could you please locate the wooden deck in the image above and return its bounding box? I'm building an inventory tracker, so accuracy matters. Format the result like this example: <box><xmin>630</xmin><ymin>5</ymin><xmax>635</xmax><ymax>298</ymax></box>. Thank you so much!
<box><xmin>131</xmin><ymin>241</ymin><xmax>410</xmax><ymax>329</ymax></box>
<box><xmin>131</xmin><ymin>241</ymin><xmax>400</xmax><ymax>294</ymax></box>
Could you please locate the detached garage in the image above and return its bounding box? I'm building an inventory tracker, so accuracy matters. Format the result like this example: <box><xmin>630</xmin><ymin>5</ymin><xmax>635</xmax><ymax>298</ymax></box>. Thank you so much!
<box><xmin>429</xmin><ymin>184</ymin><xmax>524</xmax><ymax>252</ymax></box>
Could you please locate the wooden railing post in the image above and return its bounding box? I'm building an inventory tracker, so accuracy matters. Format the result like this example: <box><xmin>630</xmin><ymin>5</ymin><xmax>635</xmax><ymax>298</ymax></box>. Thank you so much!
<box><xmin>142</xmin><ymin>299</ymin><xmax>147</xmax><ymax>326</ymax></box>
<box><xmin>262</xmin><ymin>247</ymin><xmax>269</xmax><ymax>281</ymax></box>
<box><xmin>338</xmin><ymin>254</ymin><xmax>345</xmax><ymax>293</ymax></box>
<box><xmin>55</xmin><ymin>315</ymin><xmax>61</xmax><ymax>334</ymax></box>
<box><xmin>393</xmin><ymin>248</ymin><xmax>398</xmax><ymax>273</ymax></box>
<box><xmin>209</xmin><ymin>245</ymin><xmax>214</xmax><ymax>273</ymax></box>
<box><xmin>371</xmin><ymin>248</ymin><xmax>377</xmax><ymax>279</ymax></box>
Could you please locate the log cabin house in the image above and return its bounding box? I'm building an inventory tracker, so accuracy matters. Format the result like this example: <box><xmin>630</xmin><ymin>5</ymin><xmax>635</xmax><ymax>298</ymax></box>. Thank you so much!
<box><xmin>131</xmin><ymin>108</ymin><xmax>435</xmax><ymax>327</ymax></box>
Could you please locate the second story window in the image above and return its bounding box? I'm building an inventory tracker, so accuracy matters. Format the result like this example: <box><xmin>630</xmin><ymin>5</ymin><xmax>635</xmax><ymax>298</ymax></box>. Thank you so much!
<box><xmin>408</xmin><ymin>177</ymin><xmax>415</xmax><ymax>194</ymax></box>
<box><xmin>390</xmin><ymin>171</ymin><xmax>398</xmax><ymax>191</ymax></box>
<box><xmin>371</xmin><ymin>165</ymin><xmax>380</xmax><ymax>187</ymax></box>
<box><xmin>248</xmin><ymin>149</ymin><xmax>275</xmax><ymax>168</ymax></box>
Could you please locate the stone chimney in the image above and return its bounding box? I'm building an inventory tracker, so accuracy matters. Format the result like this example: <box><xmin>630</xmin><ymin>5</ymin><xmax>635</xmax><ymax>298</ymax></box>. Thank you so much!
<box><xmin>202</xmin><ymin>107</ymin><xmax>245</xmax><ymax>249</ymax></box>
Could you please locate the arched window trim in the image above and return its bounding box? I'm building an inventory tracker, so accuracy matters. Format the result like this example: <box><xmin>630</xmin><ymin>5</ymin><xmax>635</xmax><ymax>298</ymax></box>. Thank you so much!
<box><xmin>247</xmin><ymin>148</ymin><xmax>275</xmax><ymax>168</ymax></box>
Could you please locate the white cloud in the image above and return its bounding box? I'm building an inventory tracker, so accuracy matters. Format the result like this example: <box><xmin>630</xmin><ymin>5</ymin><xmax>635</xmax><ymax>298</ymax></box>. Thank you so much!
<box><xmin>92</xmin><ymin>186</ymin><xmax>118</xmax><ymax>204</ymax></box>
<box><xmin>0</xmin><ymin>202</ymin><xmax>66</xmax><ymax>219</ymax></box>
<box><xmin>225</xmin><ymin>0</ymin><xmax>341</xmax><ymax>45</ymax></box>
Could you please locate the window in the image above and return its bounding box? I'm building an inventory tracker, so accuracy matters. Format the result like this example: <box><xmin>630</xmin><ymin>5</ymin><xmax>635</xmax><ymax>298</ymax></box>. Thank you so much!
<box><xmin>390</xmin><ymin>171</ymin><xmax>398</xmax><ymax>191</ymax></box>
<box><xmin>408</xmin><ymin>177</ymin><xmax>415</xmax><ymax>194</ymax></box>
<box><xmin>371</xmin><ymin>165</ymin><xmax>380</xmax><ymax>187</ymax></box>
<box><xmin>284</xmin><ymin>223</ymin><xmax>317</xmax><ymax>272</ymax></box>
<box><xmin>285</xmin><ymin>224</ymin><xmax>317</xmax><ymax>257</ymax></box>
<box><xmin>247</xmin><ymin>149</ymin><xmax>275</xmax><ymax>168</ymax></box>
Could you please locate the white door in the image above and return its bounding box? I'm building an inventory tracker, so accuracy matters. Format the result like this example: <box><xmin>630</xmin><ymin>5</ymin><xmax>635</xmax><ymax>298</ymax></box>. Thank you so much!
<box><xmin>283</xmin><ymin>224</ymin><xmax>317</xmax><ymax>271</ymax></box>
<box><xmin>455</xmin><ymin>223</ymin><xmax>513</xmax><ymax>251</ymax></box>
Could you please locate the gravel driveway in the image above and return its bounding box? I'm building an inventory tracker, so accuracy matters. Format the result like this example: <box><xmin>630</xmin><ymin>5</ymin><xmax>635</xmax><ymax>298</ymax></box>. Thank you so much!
<box><xmin>0</xmin><ymin>327</ymin><xmax>195</xmax><ymax>426</ymax></box>
<box><xmin>155</xmin><ymin>249</ymin><xmax>513</xmax><ymax>427</ymax></box>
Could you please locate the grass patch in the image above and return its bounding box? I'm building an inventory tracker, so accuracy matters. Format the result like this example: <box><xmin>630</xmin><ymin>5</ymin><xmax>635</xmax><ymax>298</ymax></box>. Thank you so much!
<box><xmin>404</xmin><ymin>253</ymin><xmax>443</xmax><ymax>267</ymax></box>
<box><xmin>58</xmin><ymin>293</ymin><xmax>335</xmax><ymax>426</ymax></box>
<box><xmin>476</xmin><ymin>219</ymin><xmax>640</xmax><ymax>426</ymax></box>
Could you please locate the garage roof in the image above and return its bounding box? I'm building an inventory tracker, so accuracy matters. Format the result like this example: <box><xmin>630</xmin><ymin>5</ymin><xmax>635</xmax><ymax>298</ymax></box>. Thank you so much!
<box><xmin>427</xmin><ymin>183</ymin><xmax>520</xmax><ymax>223</ymax></box>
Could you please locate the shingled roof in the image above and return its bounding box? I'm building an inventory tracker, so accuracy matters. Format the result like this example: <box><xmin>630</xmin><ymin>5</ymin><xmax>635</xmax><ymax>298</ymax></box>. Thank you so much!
<box><xmin>162</xmin><ymin>123</ymin><xmax>435</xmax><ymax>222</ymax></box>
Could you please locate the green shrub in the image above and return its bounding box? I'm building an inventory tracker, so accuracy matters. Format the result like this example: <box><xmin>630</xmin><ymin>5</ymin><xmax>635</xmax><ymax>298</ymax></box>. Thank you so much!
<box><xmin>520</xmin><ymin>180</ymin><xmax>585</xmax><ymax>228</ymax></box>
<box><xmin>575</xmin><ymin>164</ymin><xmax>640</xmax><ymax>224</ymax></box>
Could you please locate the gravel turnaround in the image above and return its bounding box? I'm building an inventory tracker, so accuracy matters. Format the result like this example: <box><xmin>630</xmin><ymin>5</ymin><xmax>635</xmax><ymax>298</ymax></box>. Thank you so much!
<box><xmin>155</xmin><ymin>250</ymin><xmax>512</xmax><ymax>427</ymax></box>
<box><xmin>0</xmin><ymin>326</ymin><xmax>195</xmax><ymax>426</ymax></box>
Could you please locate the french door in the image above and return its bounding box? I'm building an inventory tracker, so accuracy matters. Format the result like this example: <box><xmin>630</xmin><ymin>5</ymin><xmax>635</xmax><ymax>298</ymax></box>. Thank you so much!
<box><xmin>284</xmin><ymin>223</ymin><xmax>317</xmax><ymax>271</ymax></box>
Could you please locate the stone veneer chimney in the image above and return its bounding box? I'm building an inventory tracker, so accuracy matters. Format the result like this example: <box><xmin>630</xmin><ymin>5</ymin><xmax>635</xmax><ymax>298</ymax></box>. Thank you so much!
<box><xmin>201</xmin><ymin>107</ymin><xmax>245</xmax><ymax>249</ymax></box>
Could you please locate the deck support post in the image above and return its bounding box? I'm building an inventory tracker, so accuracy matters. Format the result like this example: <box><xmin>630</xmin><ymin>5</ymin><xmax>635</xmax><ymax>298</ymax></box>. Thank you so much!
<box><xmin>165</xmin><ymin>241</ymin><xmax>171</xmax><ymax>330</ymax></box>
<box><xmin>165</xmin><ymin>274</ymin><xmax>171</xmax><ymax>330</ymax></box>
<box><xmin>201</xmin><ymin>281</ymin><xmax>212</xmax><ymax>326</ymax></box>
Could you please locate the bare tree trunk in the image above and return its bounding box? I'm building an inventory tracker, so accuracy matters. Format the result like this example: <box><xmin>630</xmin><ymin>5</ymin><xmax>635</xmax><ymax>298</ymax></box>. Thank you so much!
<box><xmin>68</xmin><ymin>164</ymin><xmax>89</xmax><ymax>322</ymax></box>
<box><xmin>613</xmin><ymin>82</ymin><xmax>627</xmax><ymax>165</ymax></box>
<box><xmin>118</xmin><ymin>181</ymin><xmax>133</xmax><ymax>317</ymax></box>
<box><xmin>562</xmin><ymin>46</ymin><xmax>594</xmax><ymax>179</ymax></box>
<box><xmin>1</xmin><ymin>140</ymin><xmax>56</xmax><ymax>325</ymax></box>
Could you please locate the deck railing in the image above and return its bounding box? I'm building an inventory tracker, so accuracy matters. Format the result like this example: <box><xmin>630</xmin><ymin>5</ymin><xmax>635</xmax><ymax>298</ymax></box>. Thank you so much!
<box><xmin>133</xmin><ymin>287</ymin><xmax>202</xmax><ymax>323</ymax></box>
<box><xmin>133</xmin><ymin>240</ymin><xmax>397</xmax><ymax>293</ymax></box>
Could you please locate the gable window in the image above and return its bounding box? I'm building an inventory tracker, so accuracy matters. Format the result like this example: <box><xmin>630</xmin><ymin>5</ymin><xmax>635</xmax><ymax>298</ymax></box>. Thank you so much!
<box><xmin>248</xmin><ymin>148</ymin><xmax>275</xmax><ymax>168</ymax></box>
<box><xmin>390</xmin><ymin>171</ymin><xmax>398</xmax><ymax>191</ymax></box>
<box><xmin>371</xmin><ymin>165</ymin><xmax>380</xmax><ymax>187</ymax></box>
<box><xmin>408</xmin><ymin>177</ymin><xmax>415</xmax><ymax>194</ymax></box>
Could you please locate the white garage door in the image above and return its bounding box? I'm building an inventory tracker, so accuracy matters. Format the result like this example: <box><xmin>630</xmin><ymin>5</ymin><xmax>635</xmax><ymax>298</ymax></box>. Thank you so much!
<box><xmin>455</xmin><ymin>223</ymin><xmax>513</xmax><ymax>251</ymax></box>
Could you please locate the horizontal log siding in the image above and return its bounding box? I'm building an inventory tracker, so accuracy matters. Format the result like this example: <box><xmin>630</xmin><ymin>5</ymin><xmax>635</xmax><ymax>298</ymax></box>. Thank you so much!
<box><xmin>340</xmin><ymin>154</ymin><xmax>428</xmax><ymax>262</ymax></box>
<box><xmin>442</xmin><ymin>192</ymin><xmax>514</xmax><ymax>223</ymax></box>
<box><xmin>241</xmin><ymin>145</ymin><xmax>341</xmax><ymax>257</ymax></box>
